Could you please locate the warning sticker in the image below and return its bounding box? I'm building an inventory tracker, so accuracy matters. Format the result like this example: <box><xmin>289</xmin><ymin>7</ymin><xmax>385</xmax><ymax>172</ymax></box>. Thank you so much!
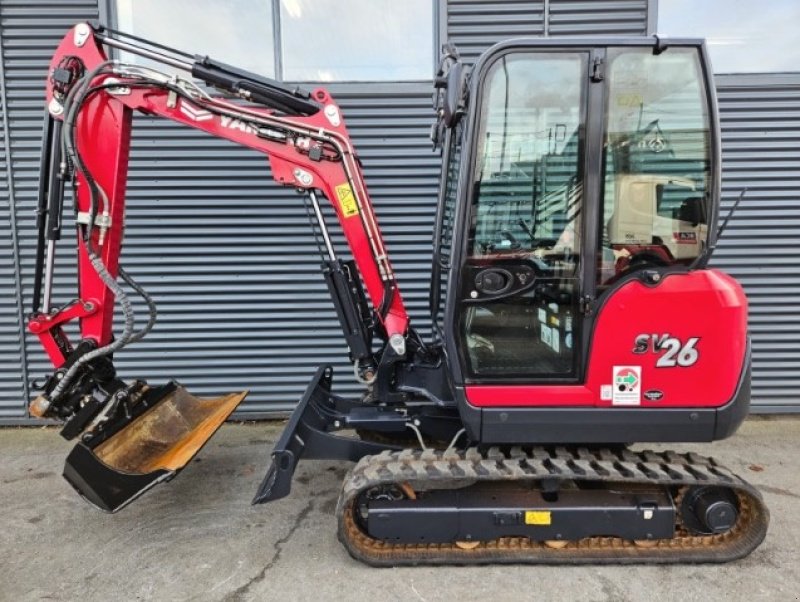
<box><xmin>615</xmin><ymin>92</ymin><xmax>644</xmax><ymax>108</ymax></box>
<box><xmin>525</xmin><ymin>511</ymin><xmax>552</xmax><ymax>526</ymax></box>
<box><xmin>612</xmin><ymin>365</ymin><xmax>641</xmax><ymax>406</ymax></box>
<box><xmin>335</xmin><ymin>183</ymin><xmax>359</xmax><ymax>218</ymax></box>
<box><xmin>600</xmin><ymin>384</ymin><xmax>613</xmax><ymax>401</ymax></box>
<box><xmin>540</xmin><ymin>324</ymin><xmax>552</xmax><ymax>347</ymax></box>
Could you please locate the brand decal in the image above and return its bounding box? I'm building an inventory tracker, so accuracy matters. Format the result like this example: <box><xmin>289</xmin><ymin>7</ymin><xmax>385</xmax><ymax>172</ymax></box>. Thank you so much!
<box><xmin>637</xmin><ymin>121</ymin><xmax>669</xmax><ymax>153</ymax></box>
<box><xmin>673</xmin><ymin>232</ymin><xmax>697</xmax><ymax>244</ymax></box>
<box><xmin>220</xmin><ymin>115</ymin><xmax>258</xmax><ymax>134</ymax></box>
<box><xmin>644</xmin><ymin>389</ymin><xmax>664</xmax><ymax>402</ymax></box>
<box><xmin>179</xmin><ymin>101</ymin><xmax>212</xmax><ymax>122</ymax></box>
<box><xmin>612</xmin><ymin>365</ymin><xmax>641</xmax><ymax>406</ymax></box>
<box><xmin>633</xmin><ymin>334</ymin><xmax>700</xmax><ymax>368</ymax></box>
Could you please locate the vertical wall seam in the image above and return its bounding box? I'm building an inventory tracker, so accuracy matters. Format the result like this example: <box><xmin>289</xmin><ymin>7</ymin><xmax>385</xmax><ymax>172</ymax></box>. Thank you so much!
<box><xmin>434</xmin><ymin>0</ymin><xmax>445</xmax><ymax>67</ymax></box>
<box><xmin>0</xmin><ymin>25</ymin><xmax>32</xmax><ymax>413</ymax></box>
<box><xmin>272</xmin><ymin>0</ymin><xmax>283</xmax><ymax>79</ymax></box>
<box><xmin>544</xmin><ymin>0</ymin><xmax>550</xmax><ymax>36</ymax></box>
<box><xmin>646</xmin><ymin>0</ymin><xmax>658</xmax><ymax>34</ymax></box>
<box><xmin>98</xmin><ymin>0</ymin><xmax>111</xmax><ymax>26</ymax></box>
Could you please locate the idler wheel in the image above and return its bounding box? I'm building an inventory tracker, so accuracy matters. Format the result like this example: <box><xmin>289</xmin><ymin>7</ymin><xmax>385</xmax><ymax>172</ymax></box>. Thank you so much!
<box><xmin>680</xmin><ymin>486</ymin><xmax>739</xmax><ymax>535</ymax></box>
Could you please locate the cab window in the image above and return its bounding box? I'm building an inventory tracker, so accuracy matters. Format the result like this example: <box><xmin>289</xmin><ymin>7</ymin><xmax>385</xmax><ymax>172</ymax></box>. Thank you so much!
<box><xmin>599</xmin><ymin>47</ymin><xmax>712</xmax><ymax>288</ymax></box>
<box><xmin>461</xmin><ymin>52</ymin><xmax>587</xmax><ymax>379</ymax></box>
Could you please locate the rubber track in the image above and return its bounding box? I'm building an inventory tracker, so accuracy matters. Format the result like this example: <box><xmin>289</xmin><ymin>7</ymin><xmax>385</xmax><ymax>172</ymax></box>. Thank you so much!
<box><xmin>336</xmin><ymin>446</ymin><xmax>769</xmax><ymax>565</ymax></box>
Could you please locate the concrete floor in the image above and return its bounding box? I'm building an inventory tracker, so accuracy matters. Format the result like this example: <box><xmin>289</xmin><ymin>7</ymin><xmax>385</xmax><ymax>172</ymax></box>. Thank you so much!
<box><xmin>1</xmin><ymin>417</ymin><xmax>799</xmax><ymax>602</ymax></box>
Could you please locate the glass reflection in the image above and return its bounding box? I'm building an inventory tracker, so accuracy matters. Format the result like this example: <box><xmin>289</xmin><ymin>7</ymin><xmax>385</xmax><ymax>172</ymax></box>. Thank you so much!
<box><xmin>116</xmin><ymin>0</ymin><xmax>275</xmax><ymax>77</ymax></box>
<box><xmin>659</xmin><ymin>0</ymin><xmax>800</xmax><ymax>73</ymax></box>
<box><xmin>280</xmin><ymin>0</ymin><xmax>433</xmax><ymax>81</ymax></box>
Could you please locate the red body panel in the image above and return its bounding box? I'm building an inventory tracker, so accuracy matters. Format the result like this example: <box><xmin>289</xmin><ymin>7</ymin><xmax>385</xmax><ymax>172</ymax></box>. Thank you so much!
<box><xmin>74</xmin><ymin>94</ymin><xmax>132</xmax><ymax>345</ymax></box>
<box><xmin>466</xmin><ymin>269</ymin><xmax>748</xmax><ymax>409</ymax></box>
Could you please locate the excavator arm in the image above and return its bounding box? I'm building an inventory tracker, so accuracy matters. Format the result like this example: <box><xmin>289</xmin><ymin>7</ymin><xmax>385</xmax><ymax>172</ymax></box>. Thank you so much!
<box><xmin>29</xmin><ymin>22</ymin><xmax>421</xmax><ymax>511</ymax></box>
<box><xmin>33</xmin><ymin>22</ymin><xmax>408</xmax><ymax>368</ymax></box>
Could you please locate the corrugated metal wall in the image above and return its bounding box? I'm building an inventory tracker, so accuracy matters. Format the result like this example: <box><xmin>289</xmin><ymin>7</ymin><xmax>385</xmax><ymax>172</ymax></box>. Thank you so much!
<box><xmin>0</xmin><ymin>0</ymin><xmax>440</xmax><ymax>418</ymax></box>
<box><xmin>112</xmin><ymin>87</ymin><xmax>439</xmax><ymax>413</ymax></box>
<box><xmin>0</xmin><ymin>0</ymin><xmax>797</xmax><ymax>420</ymax></box>
<box><xmin>548</xmin><ymin>0</ymin><xmax>648</xmax><ymax>35</ymax></box>
<box><xmin>447</xmin><ymin>0</ymin><xmax>545</xmax><ymax>60</ymax></box>
<box><xmin>0</xmin><ymin>28</ymin><xmax>28</xmax><ymax>420</ymax></box>
<box><xmin>712</xmin><ymin>74</ymin><xmax>800</xmax><ymax>412</ymax></box>
<box><xmin>445</xmin><ymin>0</ymin><xmax>648</xmax><ymax>58</ymax></box>
<box><xmin>0</xmin><ymin>0</ymin><xmax>102</xmax><ymax>422</ymax></box>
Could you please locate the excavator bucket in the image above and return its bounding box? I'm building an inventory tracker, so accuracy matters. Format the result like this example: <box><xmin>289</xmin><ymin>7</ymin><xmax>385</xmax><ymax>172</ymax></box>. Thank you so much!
<box><xmin>62</xmin><ymin>383</ymin><xmax>247</xmax><ymax>512</ymax></box>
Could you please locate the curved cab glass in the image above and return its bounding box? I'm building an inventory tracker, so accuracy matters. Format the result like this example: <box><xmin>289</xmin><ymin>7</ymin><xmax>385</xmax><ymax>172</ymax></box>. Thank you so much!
<box><xmin>599</xmin><ymin>48</ymin><xmax>712</xmax><ymax>289</ymax></box>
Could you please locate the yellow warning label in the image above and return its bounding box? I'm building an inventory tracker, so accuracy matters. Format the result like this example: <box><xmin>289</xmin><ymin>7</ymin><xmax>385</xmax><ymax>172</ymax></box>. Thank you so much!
<box><xmin>335</xmin><ymin>183</ymin><xmax>359</xmax><ymax>218</ymax></box>
<box><xmin>615</xmin><ymin>92</ymin><xmax>644</xmax><ymax>108</ymax></box>
<box><xmin>524</xmin><ymin>511</ymin><xmax>552</xmax><ymax>526</ymax></box>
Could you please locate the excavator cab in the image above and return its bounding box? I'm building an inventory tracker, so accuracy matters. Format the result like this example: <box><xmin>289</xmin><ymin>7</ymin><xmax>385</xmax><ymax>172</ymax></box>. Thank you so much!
<box><xmin>433</xmin><ymin>39</ymin><xmax>718</xmax><ymax>390</ymax></box>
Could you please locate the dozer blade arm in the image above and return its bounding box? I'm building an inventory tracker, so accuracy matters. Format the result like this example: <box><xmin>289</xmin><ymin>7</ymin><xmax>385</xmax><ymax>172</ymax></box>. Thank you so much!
<box><xmin>253</xmin><ymin>366</ymin><xmax>400</xmax><ymax>505</ymax></box>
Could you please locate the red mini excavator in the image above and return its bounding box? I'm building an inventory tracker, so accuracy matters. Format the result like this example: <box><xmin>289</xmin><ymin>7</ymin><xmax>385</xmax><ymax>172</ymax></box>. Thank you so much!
<box><xmin>27</xmin><ymin>22</ymin><xmax>768</xmax><ymax>564</ymax></box>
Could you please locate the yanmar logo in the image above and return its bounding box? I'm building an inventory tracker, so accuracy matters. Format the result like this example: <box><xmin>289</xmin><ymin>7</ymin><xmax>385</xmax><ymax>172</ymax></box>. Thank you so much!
<box><xmin>178</xmin><ymin>100</ymin><xmax>212</xmax><ymax>122</ymax></box>
<box><xmin>221</xmin><ymin>115</ymin><xmax>257</xmax><ymax>134</ymax></box>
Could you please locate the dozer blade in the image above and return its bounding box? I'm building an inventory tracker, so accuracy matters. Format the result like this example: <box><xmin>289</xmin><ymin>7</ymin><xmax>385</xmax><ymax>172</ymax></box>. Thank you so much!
<box><xmin>63</xmin><ymin>383</ymin><xmax>247</xmax><ymax>512</ymax></box>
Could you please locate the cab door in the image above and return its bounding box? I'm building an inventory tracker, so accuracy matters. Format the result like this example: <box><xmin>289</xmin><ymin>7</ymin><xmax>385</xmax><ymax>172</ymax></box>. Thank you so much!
<box><xmin>447</xmin><ymin>41</ymin><xmax>717</xmax><ymax>396</ymax></box>
<box><xmin>453</xmin><ymin>50</ymin><xmax>592</xmax><ymax>383</ymax></box>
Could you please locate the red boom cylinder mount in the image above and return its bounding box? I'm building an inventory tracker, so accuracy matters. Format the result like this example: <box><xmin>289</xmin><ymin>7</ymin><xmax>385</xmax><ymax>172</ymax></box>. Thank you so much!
<box><xmin>31</xmin><ymin>23</ymin><xmax>409</xmax><ymax>368</ymax></box>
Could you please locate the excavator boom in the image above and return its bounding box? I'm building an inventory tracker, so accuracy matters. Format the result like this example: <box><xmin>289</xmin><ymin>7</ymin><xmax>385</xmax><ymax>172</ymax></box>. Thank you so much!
<box><xmin>31</xmin><ymin>22</ymin><xmax>410</xmax><ymax>511</ymax></box>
